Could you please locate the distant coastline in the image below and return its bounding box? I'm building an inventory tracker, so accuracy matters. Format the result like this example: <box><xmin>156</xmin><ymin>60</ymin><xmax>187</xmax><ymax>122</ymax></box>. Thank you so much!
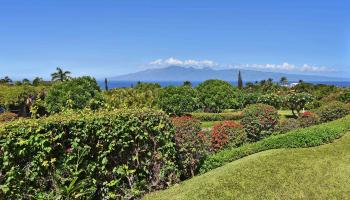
<box><xmin>98</xmin><ymin>80</ymin><xmax>350</xmax><ymax>89</ymax></box>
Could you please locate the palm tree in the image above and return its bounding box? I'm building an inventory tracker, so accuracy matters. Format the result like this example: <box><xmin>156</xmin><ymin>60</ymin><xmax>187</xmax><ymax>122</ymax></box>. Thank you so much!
<box><xmin>280</xmin><ymin>76</ymin><xmax>288</xmax><ymax>85</ymax></box>
<box><xmin>51</xmin><ymin>67</ymin><xmax>72</xmax><ymax>82</ymax></box>
<box><xmin>0</xmin><ymin>76</ymin><xmax>12</xmax><ymax>84</ymax></box>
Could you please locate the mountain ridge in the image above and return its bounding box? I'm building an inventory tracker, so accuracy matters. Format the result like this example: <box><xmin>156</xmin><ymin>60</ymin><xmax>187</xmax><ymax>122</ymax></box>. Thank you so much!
<box><xmin>111</xmin><ymin>66</ymin><xmax>350</xmax><ymax>82</ymax></box>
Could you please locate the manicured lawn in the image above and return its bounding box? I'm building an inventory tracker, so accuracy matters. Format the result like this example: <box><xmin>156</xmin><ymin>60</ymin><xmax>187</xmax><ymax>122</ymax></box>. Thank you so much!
<box><xmin>278</xmin><ymin>110</ymin><xmax>295</xmax><ymax>119</ymax></box>
<box><xmin>200</xmin><ymin>121</ymin><xmax>222</xmax><ymax>129</ymax></box>
<box><xmin>144</xmin><ymin>133</ymin><xmax>350</xmax><ymax>200</ymax></box>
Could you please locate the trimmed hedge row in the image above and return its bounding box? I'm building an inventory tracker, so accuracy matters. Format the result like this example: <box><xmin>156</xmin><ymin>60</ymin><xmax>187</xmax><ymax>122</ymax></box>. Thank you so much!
<box><xmin>199</xmin><ymin>115</ymin><xmax>350</xmax><ymax>173</ymax></box>
<box><xmin>0</xmin><ymin>109</ymin><xmax>178</xmax><ymax>199</ymax></box>
<box><xmin>190</xmin><ymin>112</ymin><xmax>243</xmax><ymax>121</ymax></box>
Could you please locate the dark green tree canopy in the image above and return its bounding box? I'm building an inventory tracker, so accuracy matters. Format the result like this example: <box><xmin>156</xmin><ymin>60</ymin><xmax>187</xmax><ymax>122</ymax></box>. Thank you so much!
<box><xmin>45</xmin><ymin>76</ymin><xmax>102</xmax><ymax>113</ymax></box>
<box><xmin>196</xmin><ymin>79</ymin><xmax>238</xmax><ymax>113</ymax></box>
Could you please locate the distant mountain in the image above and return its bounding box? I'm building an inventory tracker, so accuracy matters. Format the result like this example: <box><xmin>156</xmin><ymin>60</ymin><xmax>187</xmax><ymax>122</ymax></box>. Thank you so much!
<box><xmin>111</xmin><ymin>66</ymin><xmax>350</xmax><ymax>82</ymax></box>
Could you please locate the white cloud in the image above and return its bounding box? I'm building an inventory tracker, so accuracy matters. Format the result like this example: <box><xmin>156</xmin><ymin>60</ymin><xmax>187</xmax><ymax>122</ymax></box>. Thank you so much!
<box><xmin>149</xmin><ymin>57</ymin><xmax>218</xmax><ymax>68</ymax></box>
<box><xmin>148</xmin><ymin>58</ymin><xmax>336</xmax><ymax>73</ymax></box>
<box><xmin>233</xmin><ymin>62</ymin><xmax>336</xmax><ymax>73</ymax></box>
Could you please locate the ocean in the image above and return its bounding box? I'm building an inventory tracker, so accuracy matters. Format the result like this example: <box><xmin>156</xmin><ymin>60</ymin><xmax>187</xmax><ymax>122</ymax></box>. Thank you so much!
<box><xmin>98</xmin><ymin>80</ymin><xmax>350</xmax><ymax>89</ymax></box>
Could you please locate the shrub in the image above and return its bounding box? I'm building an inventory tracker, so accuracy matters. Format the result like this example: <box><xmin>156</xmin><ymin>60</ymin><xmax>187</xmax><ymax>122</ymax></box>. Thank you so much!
<box><xmin>236</xmin><ymin>92</ymin><xmax>260</xmax><ymax>109</ymax></box>
<box><xmin>298</xmin><ymin>112</ymin><xmax>320</xmax><ymax>128</ymax></box>
<box><xmin>0</xmin><ymin>112</ymin><xmax>18</xmax><ymax>122</ymax></box>
<box><xmin>210</xmin><ymin>121</ymin><xmax>246</xmax><ymax>151</ymax></box>
<box><xmin>241</xmin><ymin>104</ymin><xmax>279</xmax><ymax>141</ymax></box>
<box><xmin>276</xmin><ymin>118</ymin><xmax>300</xmax><ymax>134</ymax></box>
<box><xmin>0</xmin><ymin>109</ymin><xmax>179</xmax><ymax>199</ymax></box>
<box><xmin>285</xmin><ymin>92</ymin><xmax>314</xmax><ymax>116</ymax></box>
<box><xmin>339</xmin><ymin>90</ymin><xmax>350</xmax><ymax>103</ymax></box>
<box><xmin>103</xmin><ymin>88</ymin><xmax>158</xmax><ymax>109</ymax></box>
<box><xmin>200</xmin><ymin>115</ymin><xmax>350</xmax><ymax>173</ymax></box>
<box><xmin>172</xmin><ymin>116</ymin><xmax>208</xmax><ymax>179</ymax></box>
<box><xmin>347</xmin><ymin>102</ymin><xmax>350</xmax><ymax>111</ymax></box>
<box><xmin>316</xmin><ymin>101</ymin><xmax>350</xmax><ymax>123</ymax></box>
<box><xmin>134</xmin><ymin>82</ymin><xmax>161</xmax><ymax>91</ymax></box>
<box><xmin>190</xmin><ymin>112</ymin><xmax>243</xmax><ymax>121</ymax></box>
<box><xmin>45</xmin><ymin>76</ymin><xmax>103</xmax><ymax>113</ymax></box>
<box><xmin>257</xmin><ymin>94</ymin><xmax>283</xmax><ymax>109</ymax></box>
<box><xmin>196</xmin><ymin>80</ymin><xmax>238</xmax><ymax>113</ymax></box>
<box><xmin>158</xmin><ymin>86</ymin><xmax>198</xmax><ymax>116</ymax></box>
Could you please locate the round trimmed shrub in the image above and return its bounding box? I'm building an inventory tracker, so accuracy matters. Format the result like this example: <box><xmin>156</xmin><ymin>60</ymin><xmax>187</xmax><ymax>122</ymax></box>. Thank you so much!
<box><xmin>172</xmin><ymin>116</ymin><xmax>208</xmax><ymax>179</ymax></box>
<box><xmin>316</xmin><ymin>101</ymin><xmax>350</xmax><ymax>123</ymax></box>
<box><xmin>158</xmin><ymin>86</ymin><xmax>198</xmax><ymax>116</ymax></box>
<box><xmin>241</xmin><ymin>104</ymin><xmax>279</xmax><ymax>141</ymax></box>
<box><xmin>298</xmin><ymin>112</ymin><xmax>320</xmax><ymax>128</ymax></box>
<box><xmin>210</xmin><ymin>121</ymin><xmax>246</xmax><ymax>151</ymax></box>
<box><xmin>276</xmin><ymin>118</ymin><xmax>300</xmax><ymax>134</ymax></box>
<box><xmin>196</xmin><ymin>80</ymin><xmax>238</xmax><ymax>113</ymax></box>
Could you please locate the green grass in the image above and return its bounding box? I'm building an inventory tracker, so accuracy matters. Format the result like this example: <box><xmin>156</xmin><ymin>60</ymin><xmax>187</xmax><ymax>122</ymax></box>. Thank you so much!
<box><xmin>144</xmin><ymin>132</ymin><xmax>350</xmax><ymax>200</ymax></box>
<box><xmin>200</xmin><ymin>121</ymin><xmax>222</xmax><ymax>129</ymax></box>
<box><xmin>278</xmin><ymin>110</ymin><xmax>295</xmax><ymax>119</ymax></box>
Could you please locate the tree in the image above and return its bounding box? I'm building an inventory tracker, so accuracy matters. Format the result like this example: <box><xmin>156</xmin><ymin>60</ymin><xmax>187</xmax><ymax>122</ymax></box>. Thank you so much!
<box><xmin>238</xmin><ymin>70</ymin><xmax>243</xmax><ymax>89</ymax></box>
<box><xmin>32</xmin><ymin>77</ymin><xmax>44</xmax><ymax>86</ymax></box>
<box><xmin>196</xmin><ymin>79</ymin><xmax>238</xmax><ymax>113</ymax></box>
<box><xmin>157</xmin><ymin>86</ymin><xmax>198</xmax><ymax>116</ymax></box>
<box><xmin>183</xmin><ymin>81</ymin><xmax>192</xmax><ymax>87</ymax></box>
<box><xmin>45</xmin><ymin>76</ymin><xmax>102</xmax><ymax>113</ymax></box>
<box><xmin>22</xmin><ymin>78</ymin><xmax>31</xmax><ymax>85</ymax></box>
<box><xmin>0</xmin><ymin>76</ymin><xmax>12</xmax><ymax>84</ymax></box>
<box><xmin>285</xmin><ymin>92</ymin><xmax>314</xmax><ymax>116</ymax></box>
<box><xmin>134</xmin><ymin>82</ymin><xmax>161</xmax><ymax>91</ymax></box>
<box><xmin>51</xmin><ymin>67</ymin><xmax>72</xmax><ymax>82</ymax></box>
<box><xmin>280</xmin><ymin>76</ymin><xmax>288</xmax><ymax>85</ymax></box>
<box><xmin>104</xmin><ymin>78</ymin><xmax>109</xmax><ymax>91</ymax></box>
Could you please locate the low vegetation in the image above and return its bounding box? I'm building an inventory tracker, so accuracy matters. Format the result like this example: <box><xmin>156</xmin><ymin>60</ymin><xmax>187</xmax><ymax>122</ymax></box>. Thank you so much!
<box><xmin>200</xmin><ymin>115</ymin><xmax>350</xmax><ymax>173</ymax></box>
<box><xmin>144</xmin><ymin>132</ymin><xmax>350</xmax><ymax>200</ymax></box>
<box><xmin>1</xmin><ymin>70</ymin><xmax>350</xmax><ymax>199</ymax></box>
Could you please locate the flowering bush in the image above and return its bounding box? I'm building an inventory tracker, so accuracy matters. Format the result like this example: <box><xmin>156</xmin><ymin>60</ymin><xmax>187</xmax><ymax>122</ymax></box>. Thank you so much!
<box><xmin>276</xmin><ymin>118</ymin><xmax>300</xmax><ymax>134</ymax></box>
<box><xmin>298</xmin><ymin>112</ymin><xmax>320</xmax><ymax>128</ymax></box>
<box><xmin>241</xmin><ymin>104</ymin><xmax>279</xmax><ymax>141</ymax></box>
<box><xmin>210</xmin><ymin>121</ymin><xmax>246</xmax><ymax>151</ymax></box>
<box><xmin>172</xmin><ymin>116</ymin><xmax>209</xmax><ymax>179</ymax></box>
<box><xmin>316</xmin><ymin>101</ymin><xmax>350</xmax><ymax>123</ymax></box>
<box><xmin>285</xmin><ymin>92</ymin><xmax>315</xmax><ymax>116</ymax></box>
<box><xmin>257</xmin><ymin>94</ymin><xmax>283</xmax><ymax>109</ymax></box>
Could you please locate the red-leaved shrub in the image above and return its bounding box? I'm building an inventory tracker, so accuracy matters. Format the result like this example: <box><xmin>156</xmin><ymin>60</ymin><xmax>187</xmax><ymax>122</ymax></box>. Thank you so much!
<box><xmin>210</xmin><ymin>121</ymin><xmax>246</xmax><ymax>151</ymax></box>
<box><xmin>0</xmin><ymin>112</ymin><xmax>18</xmax><ymax>122</ymax></box>
<box><xmin>298</xmin><ymin>111</ymin><xmax>320</xmax><ymax>128</ymax></box>
<box><xmin>172</xmin><ymin>116</ymin><xmax>209</xmax><ymax>179</ymax></box>
<box><xmin>241</xmin><ymin>104</ymin><xmax>279</xmax><ymax>141</ymax></box>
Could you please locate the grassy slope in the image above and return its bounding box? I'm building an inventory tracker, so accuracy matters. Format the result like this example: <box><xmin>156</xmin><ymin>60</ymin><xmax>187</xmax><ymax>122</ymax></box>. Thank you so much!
<box><xmin>145</xmin><ymin>133</ymin><xmax>350</xmax><ymax>200</ymax></box>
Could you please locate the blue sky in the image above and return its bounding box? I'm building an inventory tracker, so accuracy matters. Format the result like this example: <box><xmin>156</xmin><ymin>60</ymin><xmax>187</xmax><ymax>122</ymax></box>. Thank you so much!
<box><xmin>0</xmin><ymin>0</ymin><xmax>349</xmax><ymax>80</ymax></box>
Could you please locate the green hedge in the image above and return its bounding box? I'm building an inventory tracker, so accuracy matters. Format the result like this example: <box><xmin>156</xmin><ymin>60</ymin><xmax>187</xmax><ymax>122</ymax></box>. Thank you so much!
<box><xmin>0</xmin><ymin>109</ymin><xmax>178</xmax><ymax>199</ymax></box>
<box><xmin>190</xmin><ymin>112</ymin><xmax>243</xmax><ymax>121</ymax></box>
<box><xmin>199</xmin><ymin>115</ymin><xmax>350</xmax><ymax>174</ymax></box>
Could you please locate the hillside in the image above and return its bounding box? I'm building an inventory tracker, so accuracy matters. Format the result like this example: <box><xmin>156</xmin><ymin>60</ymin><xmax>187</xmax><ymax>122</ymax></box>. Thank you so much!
<box><xmin>111</xmin><ymin>66</ymin><xmax>349</xmax><ymax>82</ymax></box>
<box><xmin>144</xmin><ymin>133</ymin><xmax>350</xmax><ymax>200</ymax></box>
